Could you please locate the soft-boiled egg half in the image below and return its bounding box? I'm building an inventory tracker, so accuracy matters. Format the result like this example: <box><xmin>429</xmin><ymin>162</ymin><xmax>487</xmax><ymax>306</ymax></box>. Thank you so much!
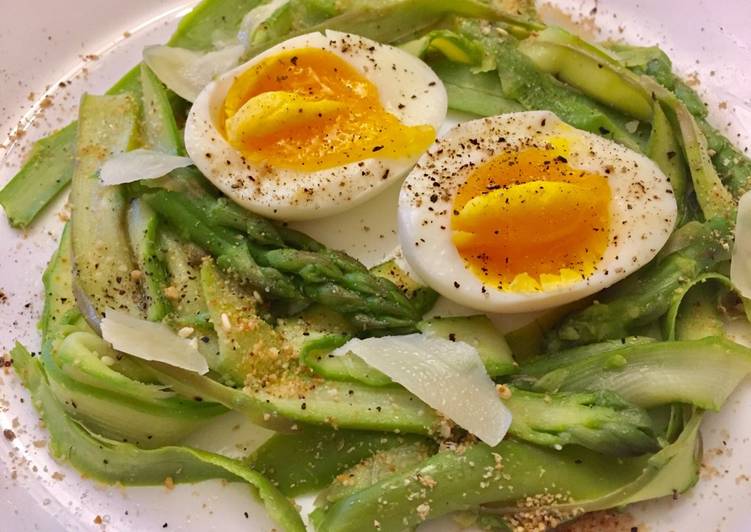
<box><xmin>185</xmin><ymin>31</ymin><xmax>447</xmax><ymax>221</ymax></box>
<box><xmin>398</xmin><ymin>111</ymin><xmax>678</xmax><ymax>313</ymax></box>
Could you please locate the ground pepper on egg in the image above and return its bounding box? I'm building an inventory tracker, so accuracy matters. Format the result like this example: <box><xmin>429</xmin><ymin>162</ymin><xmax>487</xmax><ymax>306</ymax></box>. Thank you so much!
<box><xmin>222</xmin><ymin>47</ymin><xmax>436</xmax><ymax>171</ymax></box>
<box><xmin>451</xmin><ymin>140</ymin><xmax>611</xmax><ymax>291</ymax></box>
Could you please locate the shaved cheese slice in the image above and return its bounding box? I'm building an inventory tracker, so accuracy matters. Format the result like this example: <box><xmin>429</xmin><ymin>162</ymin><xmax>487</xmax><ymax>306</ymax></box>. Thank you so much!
<box><xmin>333</xmin><ymin>334</ymin><xmax>511</xmax><ymax>445</ymax></box>
<box><xmin>143</xmin><ymin>44</ymin><xmax>245</xmax><ymax>102</ymax></box>
<box><xmin>237</xmin><ymin>0</ymin><xmax>290</xmax><ymax>46</ymax></box>
<box><xmin>731</xmin><ymin>191</ymin><xmax>751</xmax><ymax>298</ymax></box>
<box><xmin>99</xmin><ymin>149</ymin><xmax>193</xmax><ymax>185</ymax></box>
<box><xmin>101</xmin><ymin>308</ymin><xmax>209</xmax><ymax>374</ymax></box>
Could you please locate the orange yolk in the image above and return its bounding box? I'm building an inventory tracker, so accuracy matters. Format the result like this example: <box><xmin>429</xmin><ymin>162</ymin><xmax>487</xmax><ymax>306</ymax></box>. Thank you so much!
<box><xmin>451</xmin><ymin>146</ymin><xmax>611</xmax><ymax>292</ymax></box>
<box><xmin>223</xmin><ymin>48</ymin><xmax>436</xmax><ymax>171</ymax></box>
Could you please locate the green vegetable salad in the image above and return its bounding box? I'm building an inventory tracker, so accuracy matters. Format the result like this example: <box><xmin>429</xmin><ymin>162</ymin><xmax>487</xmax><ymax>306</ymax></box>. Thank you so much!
<box><xmin>3</xmin><ymin>1</ymin><xmax>751</xmax><ymax>530</ymax></box>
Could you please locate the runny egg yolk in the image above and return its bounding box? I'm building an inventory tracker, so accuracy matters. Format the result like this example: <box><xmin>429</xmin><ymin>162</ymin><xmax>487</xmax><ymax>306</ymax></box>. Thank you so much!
<box><xmin>223</xmin><ymin>48</ymin><xmax>436</xmax><ymax>171</ymax></box>
<box><xmin>451</xmin><ymin>145</ymin><xmax>611</xmax><ymax>292</ymax></box>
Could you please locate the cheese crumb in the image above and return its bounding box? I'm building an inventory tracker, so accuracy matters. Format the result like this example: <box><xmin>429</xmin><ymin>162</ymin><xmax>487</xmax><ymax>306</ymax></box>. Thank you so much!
<box><xmin>163</xmin><ymin>286</ymin><xmax>179</xmax><ymax>300</ymax></box>
<box><xmin>178</xmin><ymin>326</ymin><xmax>195</xmax><ymax>338</ymax></box>
<box><xmin>625</xmin><ymin>120</ymin><xmax>640</xmax><ymax>133</ymax></box>
<box><xmin>438</xmin><ymin>417</ymin><xmax>453</xmax><ymax>439</ymax></box>
<box><xmin>417</xmin><ymin>474</ymin><xmax>437</xmax><ymax>488</ymax></box>
<box><xmin>496</xmin><ymin>384</ymin><xmax>512</xmax><ymax>400</ymax></box>
<box><xmin>221</xmin><ymin>313</ymin><xmax>232</xmax><ymax>332</ymax></box>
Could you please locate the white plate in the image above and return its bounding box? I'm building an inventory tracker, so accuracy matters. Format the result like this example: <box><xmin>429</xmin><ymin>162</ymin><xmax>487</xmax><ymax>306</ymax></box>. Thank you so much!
<box><xmin>1</xmin><ymin>1</ymin><xmax>750</xmax><ymax>530</ymax></box>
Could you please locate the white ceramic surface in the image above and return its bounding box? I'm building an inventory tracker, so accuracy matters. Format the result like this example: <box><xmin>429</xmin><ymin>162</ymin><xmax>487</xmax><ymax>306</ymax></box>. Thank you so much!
<box><xmin>1</xmin><ymin>1</ymin><xmax>750</xmax><ymax>530</ymax></box>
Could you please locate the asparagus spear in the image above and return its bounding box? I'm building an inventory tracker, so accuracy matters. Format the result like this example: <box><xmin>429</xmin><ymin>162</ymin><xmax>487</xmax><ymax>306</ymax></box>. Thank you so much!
<box><xmin>70</xmin><ymin>94</ymin><xmax>146</xmax><ymax>327</ymax></box>
<box><xmin>664</xmin><ymin>272</ymin><xmax>734</xmax><ymax>341</ymax></box>
<box><xmin>611</xmin><ymin>44</ymin><xmax>706</xmax><ymax>113</ymax></box>
<box><xmin>299</xmin><ymin>334</ymin><xmax>393</xmax><ymax>386</ymax></box>
<box><xmin>141</xmin><ymin>188</ymin><xmax>301</xmax><ymax>301</ymax></box>
<box><xmin>648</xmin><ymin>102</ymin><xmax>690</xmax><ymax>224</ymax></box>
<box><xmin>201</xmin><ymin>196</ymin><xmax>285</xmax><ymax>247</ymax></box>
<box><xmin>0</xmin><ymin>124</ymin><xmax>77</xmax><ymax>228</ymax></box>
<box><xmin>43</xmin><ymin>331</ymin><xmax>225</xmax><ymax>448</ymax></box>
<box><xmin>143</xmin><ymin>188</ymin><xmax>426</xmax><ymax>333</ymax></box>
<box><xmin>369</xmin><ymin>259</ymin><xmax>439</xmax><ymax>318</ymax></box>
<box><xmin>139</xmin><ymin>64</ymin><xmax>183</xmax><ymax>154</ymax></box>
<box><xmin>700</xmin><ymin>121</ymin><xmax>751</xmax><ymax>198</ymax></box>
<box><xmin>644</xmin><ymin>77</ymin><xmax>737</xmax><ymax>222</ymax></box>
<box><xmin>503</xmin><ymin>299</ymin><xmax>594</xmax><ymax>362</ymax></box>
<box><xmin>200</xmin><ymin>259</ymin><xmax>291</xmax><ymax>386</ymax></box>
<box><xmin>159</xmin><ymin>229</ymin><xmax>214</xmax><ymax>326</ymax></box>
<box><xmin>313</xmin><ymin>439</ymin><xmax>436</xmax><ymax>506</ymax></box>
<box><xmin>126</xmin><ymin>200</ymin><xmax>173</xmax><ymax>321</ymax></box>
<box><xmin>520</xmin><ymin>337</ymin><xmax>655</xmax><ymax>377</ymax></box>
<box><xmin>503</xmin><ymin>387</ymin><xmax>659</xmax><ymax>456</ymax></box>
<box><xmin>517</xmin><ymin>34</ymin><xmax>653</xmax><ymax>121</ymax></box>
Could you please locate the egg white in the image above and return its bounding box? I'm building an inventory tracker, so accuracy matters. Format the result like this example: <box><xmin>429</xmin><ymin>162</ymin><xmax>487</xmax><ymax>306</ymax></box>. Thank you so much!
<box><xmin>398</xmin><ymin>111</ymin><xmax>678</xmax><ymax>313</ymax></box>
<box><xmin>185</xmin><ymin>30</ymin><xmax>447</xmax><ymax>221</ymax></box>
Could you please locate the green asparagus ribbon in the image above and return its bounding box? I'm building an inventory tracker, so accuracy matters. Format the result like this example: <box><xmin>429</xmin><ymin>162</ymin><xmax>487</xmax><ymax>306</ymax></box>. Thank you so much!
<box><xmin>12</xmin><ymin>343</ymin><xmax>305</xmax><ymax>532</ymax></box>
